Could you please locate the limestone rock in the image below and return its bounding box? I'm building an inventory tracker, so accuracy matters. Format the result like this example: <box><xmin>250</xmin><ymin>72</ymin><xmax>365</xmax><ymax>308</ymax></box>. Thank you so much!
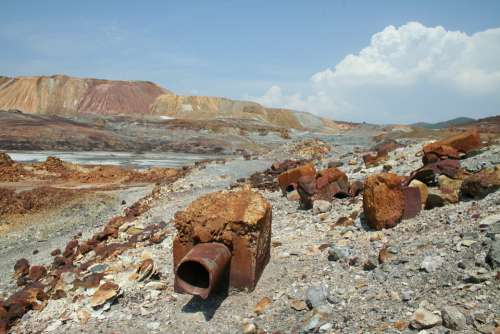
<box><xmin>313</xmin><ymin>200</ymin><xmax>332</xmax><ymax>214</ymax></box>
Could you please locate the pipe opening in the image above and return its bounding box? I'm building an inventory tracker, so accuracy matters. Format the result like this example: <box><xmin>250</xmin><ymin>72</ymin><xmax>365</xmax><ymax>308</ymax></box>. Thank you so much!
<box><xmin>177</xmin><ymin>261</ymin><xmax>209</xmax><ymax>289</ymax></box>
<box><xmin>285</xmin><ymin>184</ymin><xmax>295</xmax><ymax>193</ymax></box>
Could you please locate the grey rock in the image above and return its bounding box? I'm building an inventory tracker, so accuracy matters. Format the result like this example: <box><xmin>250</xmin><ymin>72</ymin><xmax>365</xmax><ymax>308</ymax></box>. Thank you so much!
<box><xmin>420</xmin><ymin>256</ymin><xmax>444</xmax><ymax>273</ymax></box>
<box><xmin>362</xmin><ymin>256</ymin><xmax>378</xmax><ymax>271</ymax></box>
<box><xmin>410</xmin><ymin>308</ymin><xmax>442</xmax><ymax>329</ymax></box>
<box><xmin>300</xmin><ymin>305</ymin><xmax>333</xmax><ymax>334</ymax></box>
<box><xmin>441</xmin><ymin>306</ymin><xmax>466</xmax><ymax>330</ymax></box>
<box><xmin>401</xmin><ymin>290</ymin><xmax>413</xmax><ymax>302</ymax></box>
<box><xmin>306</xmin><ymin>285</ymin><xmax>329</xmax><ymax>309</ymax></box>
<box><xmin>485</xmin><ymin>240</ymin><xmax>500</xmax><ymax>269</ymax></box>
<box><xmin>313</xmin><ymin>200</ymin><xmax>332</xmax><ymax>214</ymax></box>
<box><xmin>328</xmin><ymin>246</ymin><xmax>350</xmax><ymax>261</ymax></box>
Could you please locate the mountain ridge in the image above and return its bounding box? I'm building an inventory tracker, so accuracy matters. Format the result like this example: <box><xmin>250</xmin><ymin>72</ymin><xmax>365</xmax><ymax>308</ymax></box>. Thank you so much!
<box><xmin>0</xmin><ymin>74</ymin><xmax>345</xmax><ymax>132</ymax></box>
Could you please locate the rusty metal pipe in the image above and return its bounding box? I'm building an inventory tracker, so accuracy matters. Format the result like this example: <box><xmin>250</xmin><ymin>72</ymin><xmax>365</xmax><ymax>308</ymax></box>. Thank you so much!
<box><xmin>175</xmin><ymin>242</ymin><xmax>231</xmax><ymax>299</ymax></box>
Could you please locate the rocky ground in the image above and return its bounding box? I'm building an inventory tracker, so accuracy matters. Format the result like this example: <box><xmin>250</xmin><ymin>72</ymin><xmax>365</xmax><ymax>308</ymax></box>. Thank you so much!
<box><xmin>0</xmin><ymin>130</ymin><xmax>499</xmax><ymax>334</ymax></box>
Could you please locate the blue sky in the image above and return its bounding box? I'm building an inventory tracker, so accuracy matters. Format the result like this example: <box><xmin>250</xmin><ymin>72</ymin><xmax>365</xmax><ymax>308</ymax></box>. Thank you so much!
<box><xmin>1</xmin><ymin>0</ymin><xmax>500</xmax><ymax>123</ymax></box>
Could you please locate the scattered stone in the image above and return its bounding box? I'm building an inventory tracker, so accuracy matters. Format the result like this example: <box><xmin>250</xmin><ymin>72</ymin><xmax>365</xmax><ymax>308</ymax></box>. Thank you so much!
<box><xmin>242</xmin><ymin>320</ymin><xmax>258</xmax><ymax>334</ymax></box>
<box><xmin>410</xmin><ymin>308</ymin><xmax>442</xmax><ymax>329</ymax></box>
<box><xmin>420</xmin><ymin>256</ymin><xmax>444</xmax><ymax>273</ymax></box>
<box><xmin>486</xmin><ymin>240</ymin><xmax>500</xmax><ymax>269</ymax></box>
<box><xmin>291</xmin><ymin>299</ymin><xmax>308</xmax><ymax>311</ymax></box>
<box><xmin>461</xmin><ymin>166</ymin><xmax>500</xmax><ymax>199</ymax></box>
<box><xmin>362</xmin><ymin>256</ymin><xmax>378</xmax><ymax>271</ymax></box>
<box><xmin>90</xmin><ymin>282</ymin><xmax>122</xmax><ymax>309</ymax></box>
<box><xmin>306</xmin><ymin>285</ymin><xmax>329</xmax><ymax>309</ymax></box>
<box><xmin>300</xmin><ymin>304</ymin><xmax>333</xmax><ymax>333</ymax></box>
<box><xmin>254</xmin><ymin>296</ymin><xmax>272</xmax><ymax>315</ymax></box>
<box><xmin>327</xmin><ymin>246</ymin><xmax>350</xmax><ymax>261</ymax></box>
<box><xmin>441</xmin><ymin>306</ymin><xmax>466</xmax><ymax>330</ymax></box>
<box><xmin>313</xmin><ymin>200</ymin><xmax>332</xmax><ymax>214</ymax></box>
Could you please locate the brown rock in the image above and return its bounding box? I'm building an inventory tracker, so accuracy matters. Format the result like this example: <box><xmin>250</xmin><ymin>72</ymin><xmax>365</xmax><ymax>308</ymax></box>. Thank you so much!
<box><xmin>315</xmin><ymin>167</ymin><xmax>349</xmax><ymax>199</ymax></box>
<box><xmin>461</xmin><ymin>167</ymin><xmax>500</xmax><ymax>199</ymax></box>
<box><xmin>408</xmin><ymin>159</ymin><xmax>461</xmax><ymax>186</ymax></box>
<box><xmin>423</xmin><ymin>129</ymin><xmax>480</xmax><ymax>159</ymax></box>
<box><xmin>28</xmin><ymin>266</ymin><xmax>47</xmax><ymax>282</ymax></box>
<box><xmin>402</xmin><ymin>187</ymin><xmax>422</xmax><ymax>219</ymax></box>
<box><xmin>173</xmin><ymin>188</ymin><xmax>272</xmax><ymax>292</ymax></box>
<box><xmin>349</xmin><ymin>180</ymin><xmax>364</xmax><ymax>197</ymax></box>
<box><xmin>438</xmin><ymin>175</ymin><xmax>463</xmax><ymax>203</ymax></box>
<box><xmin>363</xmin><ymin>151</ymin><xmax>388</xmax><ymax>167</ymax></box>
<box><xmin>363</xmin><ymin>173</ymin><xmax>405</xmax><ymax>230</ymax></box>
<box><xmin>290</xmin><ymin>299</ymin><xmax>308</xmax><ymax>311</ymax></box>
<box><xmin>297</xmin><ymin>175</ymin><xmax>316</xmax><ymax>210</ymax></box>
<box><xmin>423</xmin><ymin>143</ymin><xmax>460</xmax><ymax>163</ymax></box>
<box><xmin>409</xmin><ymin>180</ymin><xmax>428</xmax><ymax>207</ymax></box>
<box><xmin>254</xmin><ymin>296</ymin><xmax>272</xmax><ymax>315</ymax></box>
<box><xmin>90</xmin><ymin>282</ymin><xmax>121</xmax><ymax>308</ymax></box>
<box><xmin>277</xmin><ymin>164</ymin><xmax>316</xmax><ymax>194</ymax></box>
<box><xmin>13</xmin><ymin>259</ymin><xmax>29</xmax><ymax>279</ymax></box>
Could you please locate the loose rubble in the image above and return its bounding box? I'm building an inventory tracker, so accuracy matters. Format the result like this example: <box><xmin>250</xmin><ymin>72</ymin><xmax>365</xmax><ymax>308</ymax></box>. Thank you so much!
<box><xmin>0</xmin><ymin>129</ymin><xmax>499</xmax><ymax>333</ymax></box>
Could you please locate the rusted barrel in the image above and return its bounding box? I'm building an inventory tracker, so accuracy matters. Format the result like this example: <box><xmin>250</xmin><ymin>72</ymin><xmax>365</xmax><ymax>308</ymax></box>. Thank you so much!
<box><xmin>175</xmin><ymin>242</ymin><xmax>231</xmax><ymax>299</ymax></box>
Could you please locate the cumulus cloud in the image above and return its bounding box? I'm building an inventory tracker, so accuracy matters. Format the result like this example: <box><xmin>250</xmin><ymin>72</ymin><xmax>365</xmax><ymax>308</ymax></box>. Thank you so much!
<box><xmin>251</xmin><ymin>22</ymin><xmax>500</xmax><ymax>124</ymax></box>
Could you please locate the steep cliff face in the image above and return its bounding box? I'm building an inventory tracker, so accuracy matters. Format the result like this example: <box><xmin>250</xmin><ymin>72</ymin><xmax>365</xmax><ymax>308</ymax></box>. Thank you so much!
<box><xmin>0</xmin><ymin>75</ymin><xmax>169</xmax><ymax>115</ymax></box>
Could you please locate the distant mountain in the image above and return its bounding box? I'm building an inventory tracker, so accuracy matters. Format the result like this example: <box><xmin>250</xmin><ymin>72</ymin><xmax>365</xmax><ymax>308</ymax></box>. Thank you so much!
<box><xmin>0</xmin><ymin>75</ymin><xmax>169</xmax><ymax>116</ymax></box>
<box><xmin>0</xmin><ymin>74</ymin><xmax>347</xmax><ymax>132</ymax></box>
<box><xmin>412</xmin><ymin>117</ymin><xmax>476</xmax><ymax>129</ymax></box>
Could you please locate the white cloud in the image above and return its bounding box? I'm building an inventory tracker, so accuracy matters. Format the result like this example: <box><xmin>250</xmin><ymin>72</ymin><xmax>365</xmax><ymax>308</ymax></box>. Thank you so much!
<box><xmin>250</xmin><ymin>22</ymin><xmax>500</xmax><ymax>124</ymax></box>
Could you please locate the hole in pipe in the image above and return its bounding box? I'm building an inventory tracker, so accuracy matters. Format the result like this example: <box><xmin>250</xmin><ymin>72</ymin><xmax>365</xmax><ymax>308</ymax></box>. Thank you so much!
<box><xmin>177</xmin><ymin>261</ymin><xmax>209</xmax><ymax>289</ymax></box>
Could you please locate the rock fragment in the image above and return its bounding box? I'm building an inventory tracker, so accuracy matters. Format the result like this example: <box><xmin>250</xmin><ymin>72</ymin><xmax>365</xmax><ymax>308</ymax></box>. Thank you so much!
<box><xmin>441</xmin><ymin>306</ymin><xmax>466</xmax><ymax>330</ymax></box>
<box><xmin>313</xmin><ymin>200</ymin><xmax>331</xmax><ymax>214</ymax></box>
<box><xmin>420</xmin><ymin>256</ymin><xmax>444</xmax><ymax>273</ymax></box>
<box><xmin>90</xmin><ymin>282</ymin><xmax>122</xmax><ymax>309</ymax></box>
<box><xmin>254</xmin><ymin>296</ymin><xmax>272</xmax><ymax>315</ymax></box>
<box><xmin>363</xmin><ymin>173</ymin><xmax>405</xmax><ymax>230</ymax></box>
<box><xmin>306</xmin><ymin>285</ymin><xmax>329</xmax><ymax>309</ymax></box>
<box><xmin>410</xmin><ymin>308</ymin><xmax>442</xmax><ymax>329</ymax></box>
<box><xmin>486</xmin><ymin>240</ymin><xmax>500</xmax><ymax>269</ymax></box>
<box><xmin>461</xmin><ymin>167</ymin><xmax>500</xmax><ymax>199</ymax></box>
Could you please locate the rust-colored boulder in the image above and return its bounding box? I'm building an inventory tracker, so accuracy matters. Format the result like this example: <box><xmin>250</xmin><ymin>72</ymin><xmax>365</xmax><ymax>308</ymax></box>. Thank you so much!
<box><xmin>363</xmin><ymin>151</ymin><xmax>388</xmax><ymax>168</ymax></box>
<box><xmin>315</xmin><ymin>167</ymin><xmax>350</xmax><ymax>200</ymax></box>
<box><xmin>173</xmin><ymin>188</ymin><xmax>272</xmax><ymax>292</ymax></box>
<box><xmin>460</xmin><ymin>167</ymin><xmax>500</xmax><ymax>199</ymax></box>
<box><xmin>363</xmin><ymin>173</ymin><xmax>405</xmax><ymax>230</ymax></box>
<box><xmin>277</xmin><ymin>163</ymin><xmax>316</xmax><ymax>194</ymax></box>
<box><xmin>28</xmin><ymin>266</ymin><xmax>47</xmax><ymax>282</ymax></box>
<box><xmin>422</xmin><ymin>129</ymin><xmax>480</xmax><ymax>162</ymax></box>
<box><xmin>349</xmin><ymin>180</ymin><xmax>364</xmax><ymax>197</ymax></box>
<box><xmin>408</xmin><ymin>159</ymin><xmax>461</xmax><ymax>186</ymax></box>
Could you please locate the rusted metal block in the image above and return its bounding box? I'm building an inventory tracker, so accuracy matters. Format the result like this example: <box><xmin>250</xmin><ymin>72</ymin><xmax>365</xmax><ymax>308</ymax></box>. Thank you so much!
<box><xmin>402</xmin><ymin>187</ymin><xmax>422</xmax><ymax>220</ymax></box>
<box><xmin>173</xmin><ymin>188</ymin><xmax>272</xmax><ymax>297</ymax></box>
<box><xmin>277</xmin><ymin>163</ymin><xmax>316</xmax><ymax>194</ymax></box>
